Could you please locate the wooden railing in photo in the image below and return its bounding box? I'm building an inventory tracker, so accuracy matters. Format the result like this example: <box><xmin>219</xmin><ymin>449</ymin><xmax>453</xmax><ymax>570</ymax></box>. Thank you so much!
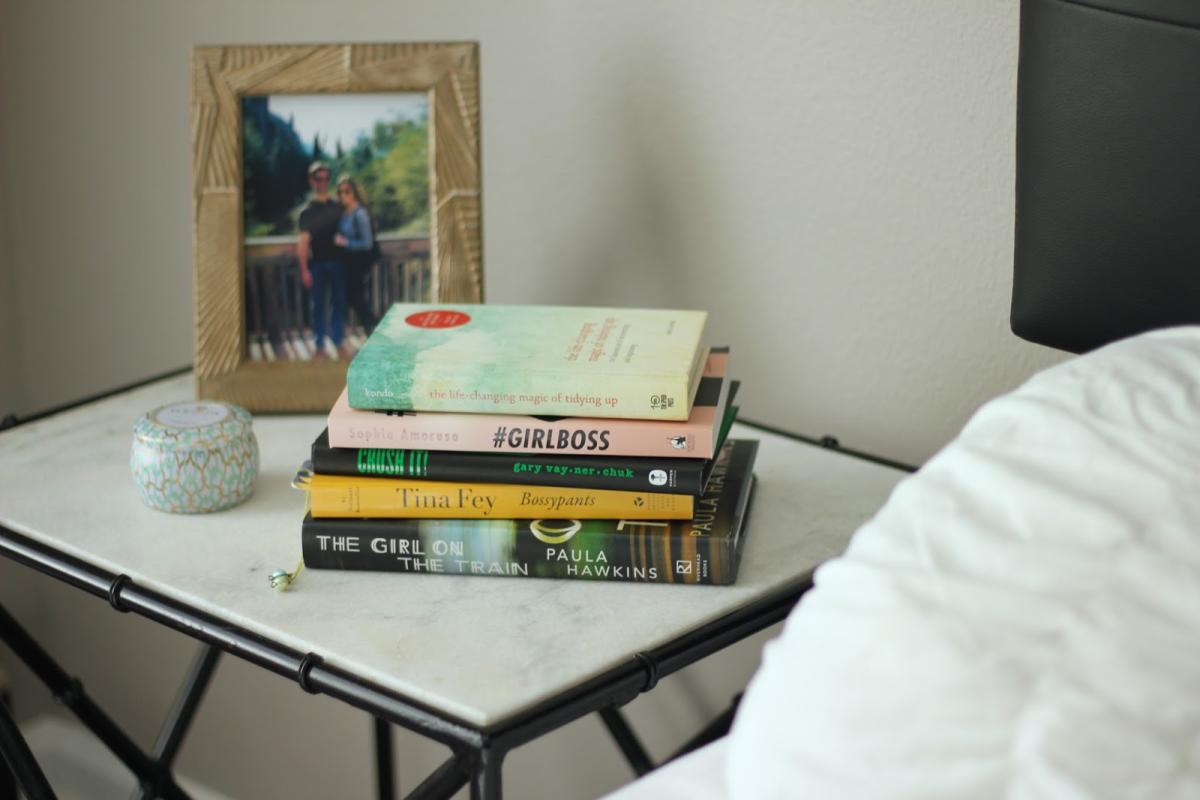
<box><xmin>243</xmin><ymin>234</ymin><xmax>431</xmax><ymax>363</ymax></box>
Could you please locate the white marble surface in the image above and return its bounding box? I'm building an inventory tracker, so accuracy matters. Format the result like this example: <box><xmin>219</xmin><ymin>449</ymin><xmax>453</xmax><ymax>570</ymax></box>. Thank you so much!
<box><xmin>0</xmin><ymin>375</ymin><xmax>906</xmax><ymax>727</ymax></box>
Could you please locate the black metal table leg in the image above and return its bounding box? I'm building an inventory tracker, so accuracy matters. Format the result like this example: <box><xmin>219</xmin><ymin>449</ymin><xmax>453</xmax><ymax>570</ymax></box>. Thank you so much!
<box><xmin>153</xmin><ymin>644</ymin><xmax>221</xmax><ymax>768</ymax></box>
<box><xmin>403</xmin><ymin>752</ymin><xmax>469</xmax><ymax>800</ymax></box>
<box><xmin>374</xmin><ymin>715</ymin><xmax>395</xmax><ymax>800</ymax></box>
<box><xmin>598</xmin><ymin>706</ymin><xmax>653</xmax><ymax>777</ymax></box>
<box><xmin>0</xmin><ymin>696</ymin><xmax>55</xmax><ymax>800</ymax></box>
<box><xmin>0</xmin><ymin>683</ymin><xmax>14</xmax><ymax>800</ymax></box>
<box><xmin>133</xmin><ymin>644</ymin><xmax>222</xmax><ymax>800</ymax></box>
<box><xmin>665</xmin><ymin>692</ymin><xmax>743</xmax><ymax>764</ymax></box>
<box><xmin>469</xmin><ymin>746</ymin><xmax>504</xmax><ymax>800</ymax></box>
<box><xmin>0</xmin><ymin>603</ymin><xmax>190</xmax><ymax>800</ymax></box>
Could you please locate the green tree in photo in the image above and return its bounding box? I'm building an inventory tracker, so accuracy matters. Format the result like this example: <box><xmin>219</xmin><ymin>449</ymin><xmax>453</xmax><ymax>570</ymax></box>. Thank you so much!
<box><xmin>242</xmin><ymin>97</ymin><xmax>430</xmax><ymax>237</ymax></box>
<box><xmin>242</xmin><ymin>97</ymin><xmax>310</xmax><ymax>236</ymax></box>
<box><xmin>370</xmin><ymin>116</ymin><xmax>429</xmax><ymax>234</ymax></box>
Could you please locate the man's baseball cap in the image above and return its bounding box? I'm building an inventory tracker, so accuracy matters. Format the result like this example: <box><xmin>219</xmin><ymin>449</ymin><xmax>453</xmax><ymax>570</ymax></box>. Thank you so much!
<box><xmin>308</xmin><ymin>161</ymin><xmax>331</xmax><ymax>177</ymax></box>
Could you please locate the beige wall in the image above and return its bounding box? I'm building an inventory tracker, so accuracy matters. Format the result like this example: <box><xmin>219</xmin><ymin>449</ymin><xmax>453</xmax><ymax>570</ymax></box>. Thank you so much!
<box><xmin>0</xmin><ymin>138</ymin><xmax>23</xmax><ymax>420</ymax></box>
<box><xmin>0</xmin><ymin>0</ymin><xmax>1063</xmax><ymax>455</ymax></box>
<box><xmin>0</xmin><ymin>1</ymin><xmax>1065</xmax><ymax>798</ymax></box>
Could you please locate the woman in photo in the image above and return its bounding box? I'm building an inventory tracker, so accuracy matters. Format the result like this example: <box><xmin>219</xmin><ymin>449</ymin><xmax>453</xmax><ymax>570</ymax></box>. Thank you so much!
<box><xmin>334</xmin><ymin>175</ymin><xmax>381</xmax><ymax>348</ymax></box>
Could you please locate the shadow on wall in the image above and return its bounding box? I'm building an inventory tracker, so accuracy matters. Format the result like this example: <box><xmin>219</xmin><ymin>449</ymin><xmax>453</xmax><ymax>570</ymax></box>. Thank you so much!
<box><xmin>536</xmin><ymin>39</ymin><xmax>779</xmax><ymax>729</ymax></box>
<box><xmin>567</xmin><ymin>38</ymin><xmax>726</xmax><ymax>311</ymax></box>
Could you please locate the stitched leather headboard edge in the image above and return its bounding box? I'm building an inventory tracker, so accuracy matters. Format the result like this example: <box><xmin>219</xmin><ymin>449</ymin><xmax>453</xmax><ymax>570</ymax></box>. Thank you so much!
<box><xmin>1012</xmin><ymin>0</ymin><xmax>1200</xmax><ymax>353</ymax></box>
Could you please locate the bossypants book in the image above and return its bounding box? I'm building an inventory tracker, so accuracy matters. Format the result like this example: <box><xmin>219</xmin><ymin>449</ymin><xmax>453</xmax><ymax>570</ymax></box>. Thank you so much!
<box><xmin>328</xmin><ymin>348</ymin><xmax>736</xmax><ymax>458</ymax></box>
<box><xmin>301</xmin><ymin>439</ymin><xmax>759</xmax><ymax>584</ymax></box>
<box><xmin>346</xmin><ymin>304</ymin><xmax>708</xmax><ymax>420</ymax></box>
<box><xmin>305</xmin><ymin>473</ymin><xmax>695</xmax><ymax>519</ymax></box>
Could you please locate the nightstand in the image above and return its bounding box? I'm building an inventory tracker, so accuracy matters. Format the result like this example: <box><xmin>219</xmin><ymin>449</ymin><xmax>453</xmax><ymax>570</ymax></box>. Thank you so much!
<box><xmin>0</xmin><ymin>373</ymin><xmax>907</xmax><ymax>799</ymax></box>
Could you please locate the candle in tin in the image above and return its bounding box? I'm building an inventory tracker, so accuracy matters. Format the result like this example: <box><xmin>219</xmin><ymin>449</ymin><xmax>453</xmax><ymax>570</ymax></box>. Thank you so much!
<box><xmin>130</xmin><ymin>401</ymin><xmax>259</xmax><ymax>513</ymax></box>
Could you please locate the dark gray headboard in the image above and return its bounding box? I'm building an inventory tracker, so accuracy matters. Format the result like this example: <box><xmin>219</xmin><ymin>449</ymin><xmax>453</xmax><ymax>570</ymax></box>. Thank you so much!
<box><xmin>1012</xmin><ymin>0</ymin><xmax>1200</xmax><ymax>353</ymax></box>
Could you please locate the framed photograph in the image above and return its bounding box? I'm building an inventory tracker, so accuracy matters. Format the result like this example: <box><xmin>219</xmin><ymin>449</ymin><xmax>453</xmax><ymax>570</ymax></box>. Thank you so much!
<box><xmin>191</xmin><ymin>43</ymin><xmax>483</xmax><ymax>411</ymax></box>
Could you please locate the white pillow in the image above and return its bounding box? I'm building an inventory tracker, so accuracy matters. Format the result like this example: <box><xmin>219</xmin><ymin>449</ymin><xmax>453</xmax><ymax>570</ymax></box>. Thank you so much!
<box><xmin>727</xmin><ymin>327</ymin><xmax>1200</xmax><ymax>800</ymax></box>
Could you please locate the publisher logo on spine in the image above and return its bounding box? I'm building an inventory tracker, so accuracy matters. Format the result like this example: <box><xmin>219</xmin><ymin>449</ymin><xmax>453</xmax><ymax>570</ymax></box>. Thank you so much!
<box><xmin>650</xmin><ymin>393</ymin><xmax>675</xmax><ymax>410</ymax></box>
<box><xmin>529</xmin><ymin>519</ymin><xmax>582</xmax><ymax>544</ymax></box>
<box><xmin>405</xmin><ymin>310</ymin><xmax>471</xmax><ymax>329</ymax></box>
<box><xmin>648</xmin><ymin>469</ymin><xmax>668</xmax><ymax>487</ymax></box>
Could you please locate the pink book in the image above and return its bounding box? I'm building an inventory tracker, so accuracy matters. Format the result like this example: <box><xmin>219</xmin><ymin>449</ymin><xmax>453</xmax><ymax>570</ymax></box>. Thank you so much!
<box><xmin>327</xmin><ymin>349</ymin><xmax>733</xmax><ymax>459</ymax></box>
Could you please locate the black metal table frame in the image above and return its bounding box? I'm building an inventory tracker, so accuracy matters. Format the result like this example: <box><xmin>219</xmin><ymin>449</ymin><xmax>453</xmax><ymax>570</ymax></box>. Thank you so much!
<box><xmin>0</xmin><ymin>370</ymin><xmax>914</xmax><ymax>800</ymax></box>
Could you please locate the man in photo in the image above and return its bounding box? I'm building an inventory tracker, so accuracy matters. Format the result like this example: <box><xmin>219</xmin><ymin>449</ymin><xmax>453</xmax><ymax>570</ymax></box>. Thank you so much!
<box><xmin>297</xmin><ymin>161</ymin><xmax>350</xmax><ymax>360</ymax></box>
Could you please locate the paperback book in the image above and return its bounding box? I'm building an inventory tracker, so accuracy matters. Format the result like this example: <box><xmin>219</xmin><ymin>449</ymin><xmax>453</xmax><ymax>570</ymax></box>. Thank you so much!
<box><xmin>301</xmin><ymin>439</ymin><xmax>759</xmax><ymax>584</ymax></box>
<box><xmin>346</xmin><ymin>304</ymin><xmax>708</xmax><ymax>420</ymax></box>
<box><xmin>328</xmin><ymin>348</ymin><xmax>736</xmax><ymax>458</ymax></box>
<box><xmin>304</xmin><ymin>473</ymin><xmax>696</xmax><ymax>520</ymax></box>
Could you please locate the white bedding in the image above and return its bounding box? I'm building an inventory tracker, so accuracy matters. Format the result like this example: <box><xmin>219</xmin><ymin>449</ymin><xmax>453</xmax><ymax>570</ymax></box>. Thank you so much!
<box><xmin>608</xmin><ymin>327</ymin><xmax>1200</xmax><ymax>799</ymax></box>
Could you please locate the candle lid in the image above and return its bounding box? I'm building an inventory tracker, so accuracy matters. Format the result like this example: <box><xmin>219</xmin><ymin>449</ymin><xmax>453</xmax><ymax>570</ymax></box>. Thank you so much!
<box><xmin>133</xmin><ymin>401</ymin><xmax>253</xmax><ymax>450</ymax></box>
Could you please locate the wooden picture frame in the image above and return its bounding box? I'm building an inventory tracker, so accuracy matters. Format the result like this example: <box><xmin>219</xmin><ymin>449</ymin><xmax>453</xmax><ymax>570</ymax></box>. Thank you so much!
<box><xmin>190</xmin><ymin>42</ymin><xmax>483</xmax><ymax>411</ymax></box>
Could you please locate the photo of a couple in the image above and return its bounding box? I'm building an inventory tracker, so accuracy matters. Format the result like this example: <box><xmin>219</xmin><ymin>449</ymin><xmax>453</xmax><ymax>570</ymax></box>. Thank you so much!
<box><xmin>242</xmin><ymin>93</ymin><xmax>433</xmax><ymax>362</ymax></box>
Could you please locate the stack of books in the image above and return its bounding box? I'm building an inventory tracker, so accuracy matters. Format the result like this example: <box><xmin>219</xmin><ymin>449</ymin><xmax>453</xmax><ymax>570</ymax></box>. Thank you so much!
<box><xmin>298</xmin><ymin>304</ymin><xmax>759</xmax><ymax>585</ymax></box>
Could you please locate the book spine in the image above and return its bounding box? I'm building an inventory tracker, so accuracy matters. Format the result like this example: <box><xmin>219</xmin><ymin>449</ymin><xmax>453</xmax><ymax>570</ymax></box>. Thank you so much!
<box><xmin>327</xmin><ymin>414</ymin><xmax>713</xmax><ymax>458</ymax></box>
<box><xmin>302</xmin><ymin>516</ymin><xmax>734</xmax><ymax>584</ymax></box>
<box><xmin>311</xmin><ymin>444</ymin><xmax>707</xmax><ymax>494</ymax></box>
<box><xmin>308</xmin><ymin>475</ymin><xmax>695</xmax><ymax>519</ymax></box>
<box><xmin>346</xmin><ymin>369</ymin><xmax>695</xmax><ymax>421</ymax></box>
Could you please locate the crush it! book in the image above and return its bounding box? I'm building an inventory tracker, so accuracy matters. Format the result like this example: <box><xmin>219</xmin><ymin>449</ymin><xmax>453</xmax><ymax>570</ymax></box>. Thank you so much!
<box><xmin>346</xmin><ymin>304</ymin><xmax>708</xmax><ymax>420</ymax></box>
<box><xmin>301</xmin><ymin>438</ymin><xmax>759</xmax><ymax>584</ymax></box>
<box><xmin>310</xmin><ymin>427</ymin><xmax>723</xmax><ymax>495</ymax></box>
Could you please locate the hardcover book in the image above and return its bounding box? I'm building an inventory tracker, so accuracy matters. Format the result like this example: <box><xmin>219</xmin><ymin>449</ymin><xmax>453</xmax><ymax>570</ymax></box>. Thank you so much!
<box><xmin>328</xmin><ymin>348</ymin><xmax>736</xmax><ymax>458</ymax></box>
<box><xmin>346</xmin><ymin>304</ymin><xmax>708</xmax><ymax>420</ymax></box>
<box><xmin>305</xmin><ymin>473</ymin><xmax>695</xmax><ymax>520</ymax></box>
<box><xmin>301</xmin><ymin>439</ymin><xmax>759</xmax><ymax>584</ymax></box>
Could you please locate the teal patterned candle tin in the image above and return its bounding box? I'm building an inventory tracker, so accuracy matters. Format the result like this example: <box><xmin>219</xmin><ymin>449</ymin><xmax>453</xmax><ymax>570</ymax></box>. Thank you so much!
<box><xmin>131</xmin><ymin>401</ymin><xmax>259</xmax><ymax>513</ymax></box>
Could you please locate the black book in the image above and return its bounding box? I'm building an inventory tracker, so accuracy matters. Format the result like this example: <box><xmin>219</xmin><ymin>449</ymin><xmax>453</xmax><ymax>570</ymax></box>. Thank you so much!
<box><xmin>310</xmin><ymin>405</ymin><xmax>733</xmax><ymax>494</ymax></box>
<box><xmin>301</xmin><ymin>438</ymin><xmax>759</xmax><ymax>585</ymax></box>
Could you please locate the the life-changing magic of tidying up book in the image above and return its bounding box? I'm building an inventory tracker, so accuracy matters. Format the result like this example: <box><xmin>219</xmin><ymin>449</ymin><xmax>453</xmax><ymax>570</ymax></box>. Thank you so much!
<box><xmin>345</xmin><ymin>304</ymin><xmax>708</xmax><ymax>420</ymax></box>
<box><xmin>329</xmin><ymin>348</ymin><xmax>736</xmax><ymax>458</ymax></box>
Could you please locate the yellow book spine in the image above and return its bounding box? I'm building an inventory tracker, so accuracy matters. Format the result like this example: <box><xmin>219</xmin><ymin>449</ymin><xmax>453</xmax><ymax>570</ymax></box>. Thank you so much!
<box><xmin>308</xmin><ymin>475</ymin><xmax>694</xmax><ymax>519</ymax></box>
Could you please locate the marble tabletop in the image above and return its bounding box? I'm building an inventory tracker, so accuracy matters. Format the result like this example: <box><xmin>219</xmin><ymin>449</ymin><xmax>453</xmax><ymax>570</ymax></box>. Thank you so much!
<box><xmin>0</xmin><ymin>375</ymin><xmax>905</xmax><ymax>728</ymax></box>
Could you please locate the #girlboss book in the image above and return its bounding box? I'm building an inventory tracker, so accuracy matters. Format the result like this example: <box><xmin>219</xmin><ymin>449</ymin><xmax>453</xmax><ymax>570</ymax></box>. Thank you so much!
<box><xmin>346</xmin><ymin>304</ymin><xmax>708</xmax><ymax>420</ymax></box>
<box><xmin>310</xmin><ymin>426</ymin><xmax>726</xmax><ymax>495</ymax></box>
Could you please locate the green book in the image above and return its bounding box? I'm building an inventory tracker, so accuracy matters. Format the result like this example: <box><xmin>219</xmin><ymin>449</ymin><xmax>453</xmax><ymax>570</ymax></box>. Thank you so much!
<box><xmin>346</xmin><ymin>304</ymin><xmax>708</xmax><ymax>420</ymax></box>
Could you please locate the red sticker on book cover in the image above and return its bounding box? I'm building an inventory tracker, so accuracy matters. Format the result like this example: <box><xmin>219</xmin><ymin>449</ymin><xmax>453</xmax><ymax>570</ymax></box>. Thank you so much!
<box><xmin>405</xmin><ymin>310</ymin><xmax>471</xmax><ymax>329</ymax></box>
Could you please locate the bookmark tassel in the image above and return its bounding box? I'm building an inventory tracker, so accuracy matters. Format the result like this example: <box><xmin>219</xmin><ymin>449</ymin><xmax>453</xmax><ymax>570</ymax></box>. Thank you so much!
<box><xmin>270</xmin><ymin>561</ymin><xmax>304</xmax><ymax>592</ymax></box>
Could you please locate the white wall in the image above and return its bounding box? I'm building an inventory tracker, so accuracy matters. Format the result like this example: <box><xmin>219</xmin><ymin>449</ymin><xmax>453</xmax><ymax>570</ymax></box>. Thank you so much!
<box><xmin>0</xmin><ymin>1</ymin><xmax>1065</xmax><ymax>798</ymax></box>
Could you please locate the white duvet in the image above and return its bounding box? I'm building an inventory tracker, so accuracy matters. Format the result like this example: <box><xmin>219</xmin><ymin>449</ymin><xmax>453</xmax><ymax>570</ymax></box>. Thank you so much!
<box><xmin>606</xmin><ymin>328</ymin><xmax>1200</xmax><ymax>800</ymax></box>
<box><xmin>724</xmin><ymin>327</ymin><xmax>1200</xmax><ymax>799</ymax></box>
